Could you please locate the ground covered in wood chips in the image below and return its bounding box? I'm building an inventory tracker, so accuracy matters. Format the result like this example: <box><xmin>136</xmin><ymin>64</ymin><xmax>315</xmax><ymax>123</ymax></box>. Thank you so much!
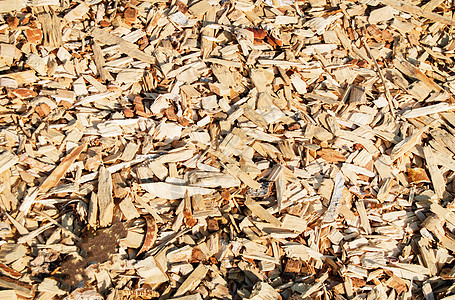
<box><xmin>2</xmin><ymin>0</ymin><xmax>455</xmax><ymax>299</ymax></box>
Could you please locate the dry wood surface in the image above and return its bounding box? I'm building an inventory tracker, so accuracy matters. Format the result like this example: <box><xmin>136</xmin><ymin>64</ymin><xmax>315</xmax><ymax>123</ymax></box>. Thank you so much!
<box><xmin>1</xmin><ymin>0</ymin><xmax>455</xmax><ymax>299</ymax></box>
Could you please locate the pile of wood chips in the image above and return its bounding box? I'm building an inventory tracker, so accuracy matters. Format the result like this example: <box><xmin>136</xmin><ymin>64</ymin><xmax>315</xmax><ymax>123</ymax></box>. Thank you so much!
<box><xmin>2</xmin><ymin>0</ymin><xmax>455</xmax><ymax>299</ymax></box>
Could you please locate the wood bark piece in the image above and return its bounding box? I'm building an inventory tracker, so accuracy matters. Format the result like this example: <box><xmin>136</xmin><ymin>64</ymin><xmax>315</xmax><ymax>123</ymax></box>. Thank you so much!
<box><xmin>137</xmin><ymin>215</ymin><xmax>157</xmax><ymax>255</ymax></box>
<box><xmin>0</xmin><ymin>276</ymin><xmax>34</xmax><ymax>298</ymax></box>
<box><xmin>98</xmin><ymin>166</ymin><xmax>114</xmax><ymax>227</ymax></box>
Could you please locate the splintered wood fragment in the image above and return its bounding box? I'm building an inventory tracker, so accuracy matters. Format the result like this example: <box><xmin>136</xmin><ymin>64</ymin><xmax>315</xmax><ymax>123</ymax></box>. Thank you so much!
<box><xmin>223</xmin><ymin>163</ymin><xmax>261</xmax><ymax>190</ymax></box>
<box><xmin>241</xmin><ymin>104</ymin><xmax>268</xmax><ymax>128</ymax></box>
<box><xmin>119</xmin><ymin>194</ymin><xmax>140</xmax><ymax>220</ymax></box>
<box><xmin>88</xmin><ymin>192</ymin><xmax>98</xmax><ymax>228</ymax></box>
<box><xmin>323</xmin><ymin>171</ymin><xmax>345</xmax><ymax>223</ymax></box>
<box><xmin>188</xmin><ymin>0</ymin><xmax>212</xmax><ymax>17</ymax></box>
<box><xmin>0</xmin><ymin>150</ymin><xmax>18</xmax><ymax>174</ymax></box>
<box><xmin>98</xmin><ymin>166</ymin><xmax>114</xmax><ymax>227</ymax></box>
<box><xmin>219</xmin><ymin>129</ymin><xmax>244</xmax><ymax>157</ymax></box>
<box><xmin>174</xmin><ymin>264</ymin><xmax>208</xmax><ymax>297</ymax></box>
<box><xmin>37</xmin><ymin>12</ymin><xmax>62</xmax><ymax>48</ymax></box>
<box><xmin>418</xmin><ymin>238</ymin><xmax>438</xmax><ymax>276</ymax></box>
<box><xmin>0</xmin><ymin>276</ymin><xmax>34</xmax><ymax>298</ymax></box>
<box><xmin>133</xmin><ymin>194</ymin><xmax>164</xmax><ymax>223</ymax></box>
<box><xmin>374</xmin><ymin>155</ymin><xmax>394</xmax><ymax>180</ymax></box>
<box><xmin>356</xmin><ymin>200</ymin><xmax>371</xmax><ymax>234</ymax></box>
<box><xmin>301</xmin><ymin>272</ymin><xmax>329</xmax><ymax>298</ymax></box>
<box><xmin>0</xmin><ymin>263</ymin><xmax>22</xmax><ymax>279</ymax></box>
<box><xmin>80</xmin><ymin>156</ymin><xmax>150</xmax><ymax>184</ymax></box>
<box><xmin>112</xmin><ymin>173</ymin><xmax>129</xmax><ymax>198</ymax></box>
<box><xmin>39</xmin><ymin>143</ymin><xmax>86</xmax><ymax>194</ymax></box>
<box><xmin>276</xmin><ymin>172</ymin><xmax>285</xmax><ymax>211</ymax></box>
<box><xmin>424</xmin><ymin>146</ymin><xmax>445</xmax><ymax>198</ymax></box>
<box><xmin>140</xmin><ymin>182</ymin><xmax>213</xmax><ymax>200</ymax></box>
<box><xmin>201</xmin><ymin>7</ymin><xmax>215</xmax><ymax>59</ymax></box>
<box><xmin>402</xmin><ymin>103</ymin><xmax>454</xmax><ymax>119</ymax></box>
<box><xmin>83</xmin><ymin>74</ymin><xmax>107</xmax><ymax>92</ymax></box>
<box><xmin>28</xmin><ymin>0</ymin><xmax>59</xmax><ymax>6</ymax></box>
<box><xmin>250</xmin><ymin>282</ymin><xmax>281</xmax><ymax>300</ymax></box>
<box><xmin>35</xmin><ymin>211</ymin><xmax>82</xmax><ymax>242</ymax></box>
<box><xmin>121</xmin><ymin>142</ymin><xmax>140</xmax><ymax>161</ymax></box>
<box><xmin>377</xmin><ymin>178</ymin><xmax>393</xmax><ymax>202</ymax></box>
<box><xmin>0</xmin><ymin>70</ymin><xmax>37</xmax><ymax>85</ymax></box>
<box><xmin>137</xmin><ymin>215</ymin><xmax>157</xmax><ymax>255</ymax></box>
<box><xmin>422</xmin><ymin>0</ymin><xmax>445</xmax><ymax>11</ymax></box>
<box><xmin>0</xmin><ymin>0</ymin><xmax>25</xmax><ymax>13</ymax></box>
<box><xmin>408</xmin><ymin>168</ymin><xmax>430</xmax><ymax>183</ymax></box>
<box><xmin>17</xmin><ymin>223</ymin><xmax>53</xmax><ymax>244</ymax></box>
<box><xmin>205</xmin><ymin>147</ymin><xmax>238</xmax><ymax>165</ymax></box>
<box><xmin>169</xmin><ymin>295</ymin><xmax>203</xmax><ymax>300</ymax></box>
<box><xmin>422</xmin><ymin>282</ymin><xmax>434</xmax><ymax>300</ymax></box>
<box><xmin>380</xmin><ymin>0</ymin><xmax>455</xmax><ymax>26</ymax></box>
<box><xmin>362</xmin><ymin>38</ymin><xmax>395</xmax><ymax>115</ymax></box>
<box><xmin>0</xmin><ymin>290</ymin><xmax>17</xmax><ymax>300</ymax></box>
<box><xmin>205</xmin><ymin>58</ymin><xmax>242</xmax><ymax>68</ymax></box>
<box><xmin>391</xmin><ymin>125</ymin><xmax>429</xmax><ymax>162</ymax></box>
<box><xmin>245</xmin><ymin>196</ymin><xmax>281</xmax><ymax>227</ymax></box>
<box><xmin>386</xmin><ymin>274</ymin><xmax>408</xmax><ymax>295</ymax></box>
<box><xmin>380</xmin><ymin>266</ymin><xmax>427</xmax><ymax>281</ymax></box>
<box><xmin>4</xmin><ymin>212</ymin><xmax>28</xmax><ymax>237</ymax></box>
<box><xmin>64</xmin><ymin>2</ymin><xmax>89</xmax><ymax>22</ymax></box>
<box><xmin>318</xmin><ymin>148</ymin><xmax>346</xmax><ymax>163</ymax></box>
<box><xmin>92</xmin><ymin>41</ymin><xmax>109</xmax><ymax>82</ymax></box>
<box><xmin>91</xmin><ymin>28</ymin><xmax>156</xmax><ymax>64</ymax></box>
<box><xmin>430</xmin><ymin>202</ymin><xmax>455</xmax><ymax>227</ymax></box>
<box><xmin>393</xmin><ymin>57</ymin><xmax>442</xmax><ymax>92</ymax></box>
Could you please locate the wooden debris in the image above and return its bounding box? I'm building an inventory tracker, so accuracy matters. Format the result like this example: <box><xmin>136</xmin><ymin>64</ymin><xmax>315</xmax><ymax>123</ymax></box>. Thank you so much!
<box><xmin>0</xmin><ymin>0</ymin><xmax>454</xmax><ymax>298</ymax></box>
<box><xmin>174</xmin><ymin>264</ymin><xmax>208</xmax><ymax>297</ymax></box>
<box><xmin>137</xmin><ymin>215</ymin><xmax>157</xmax><ymax>255</ymax></box>
<box><xmin>91</xmin><ymin>28</ymin><xmax>156</xmax><ymax>64</ymax></box>
<box><xmin>0</xmin><ymin>276</ymin><xmax>34</xmax><ymax>298</ymax></box>
<box><xmin>97</xmin><ymin>166</ymin><xmax>114</xmax><ymax>227</ymax></box>
<box><xmin>39</xmin><ymin>143</ymin><xmax>86</xmax><ymax>194</ymax></box>
<box><xmin>249</xmin><ymin>282</ymin><xmax>281</xmax><ymax>300</ymax></box>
